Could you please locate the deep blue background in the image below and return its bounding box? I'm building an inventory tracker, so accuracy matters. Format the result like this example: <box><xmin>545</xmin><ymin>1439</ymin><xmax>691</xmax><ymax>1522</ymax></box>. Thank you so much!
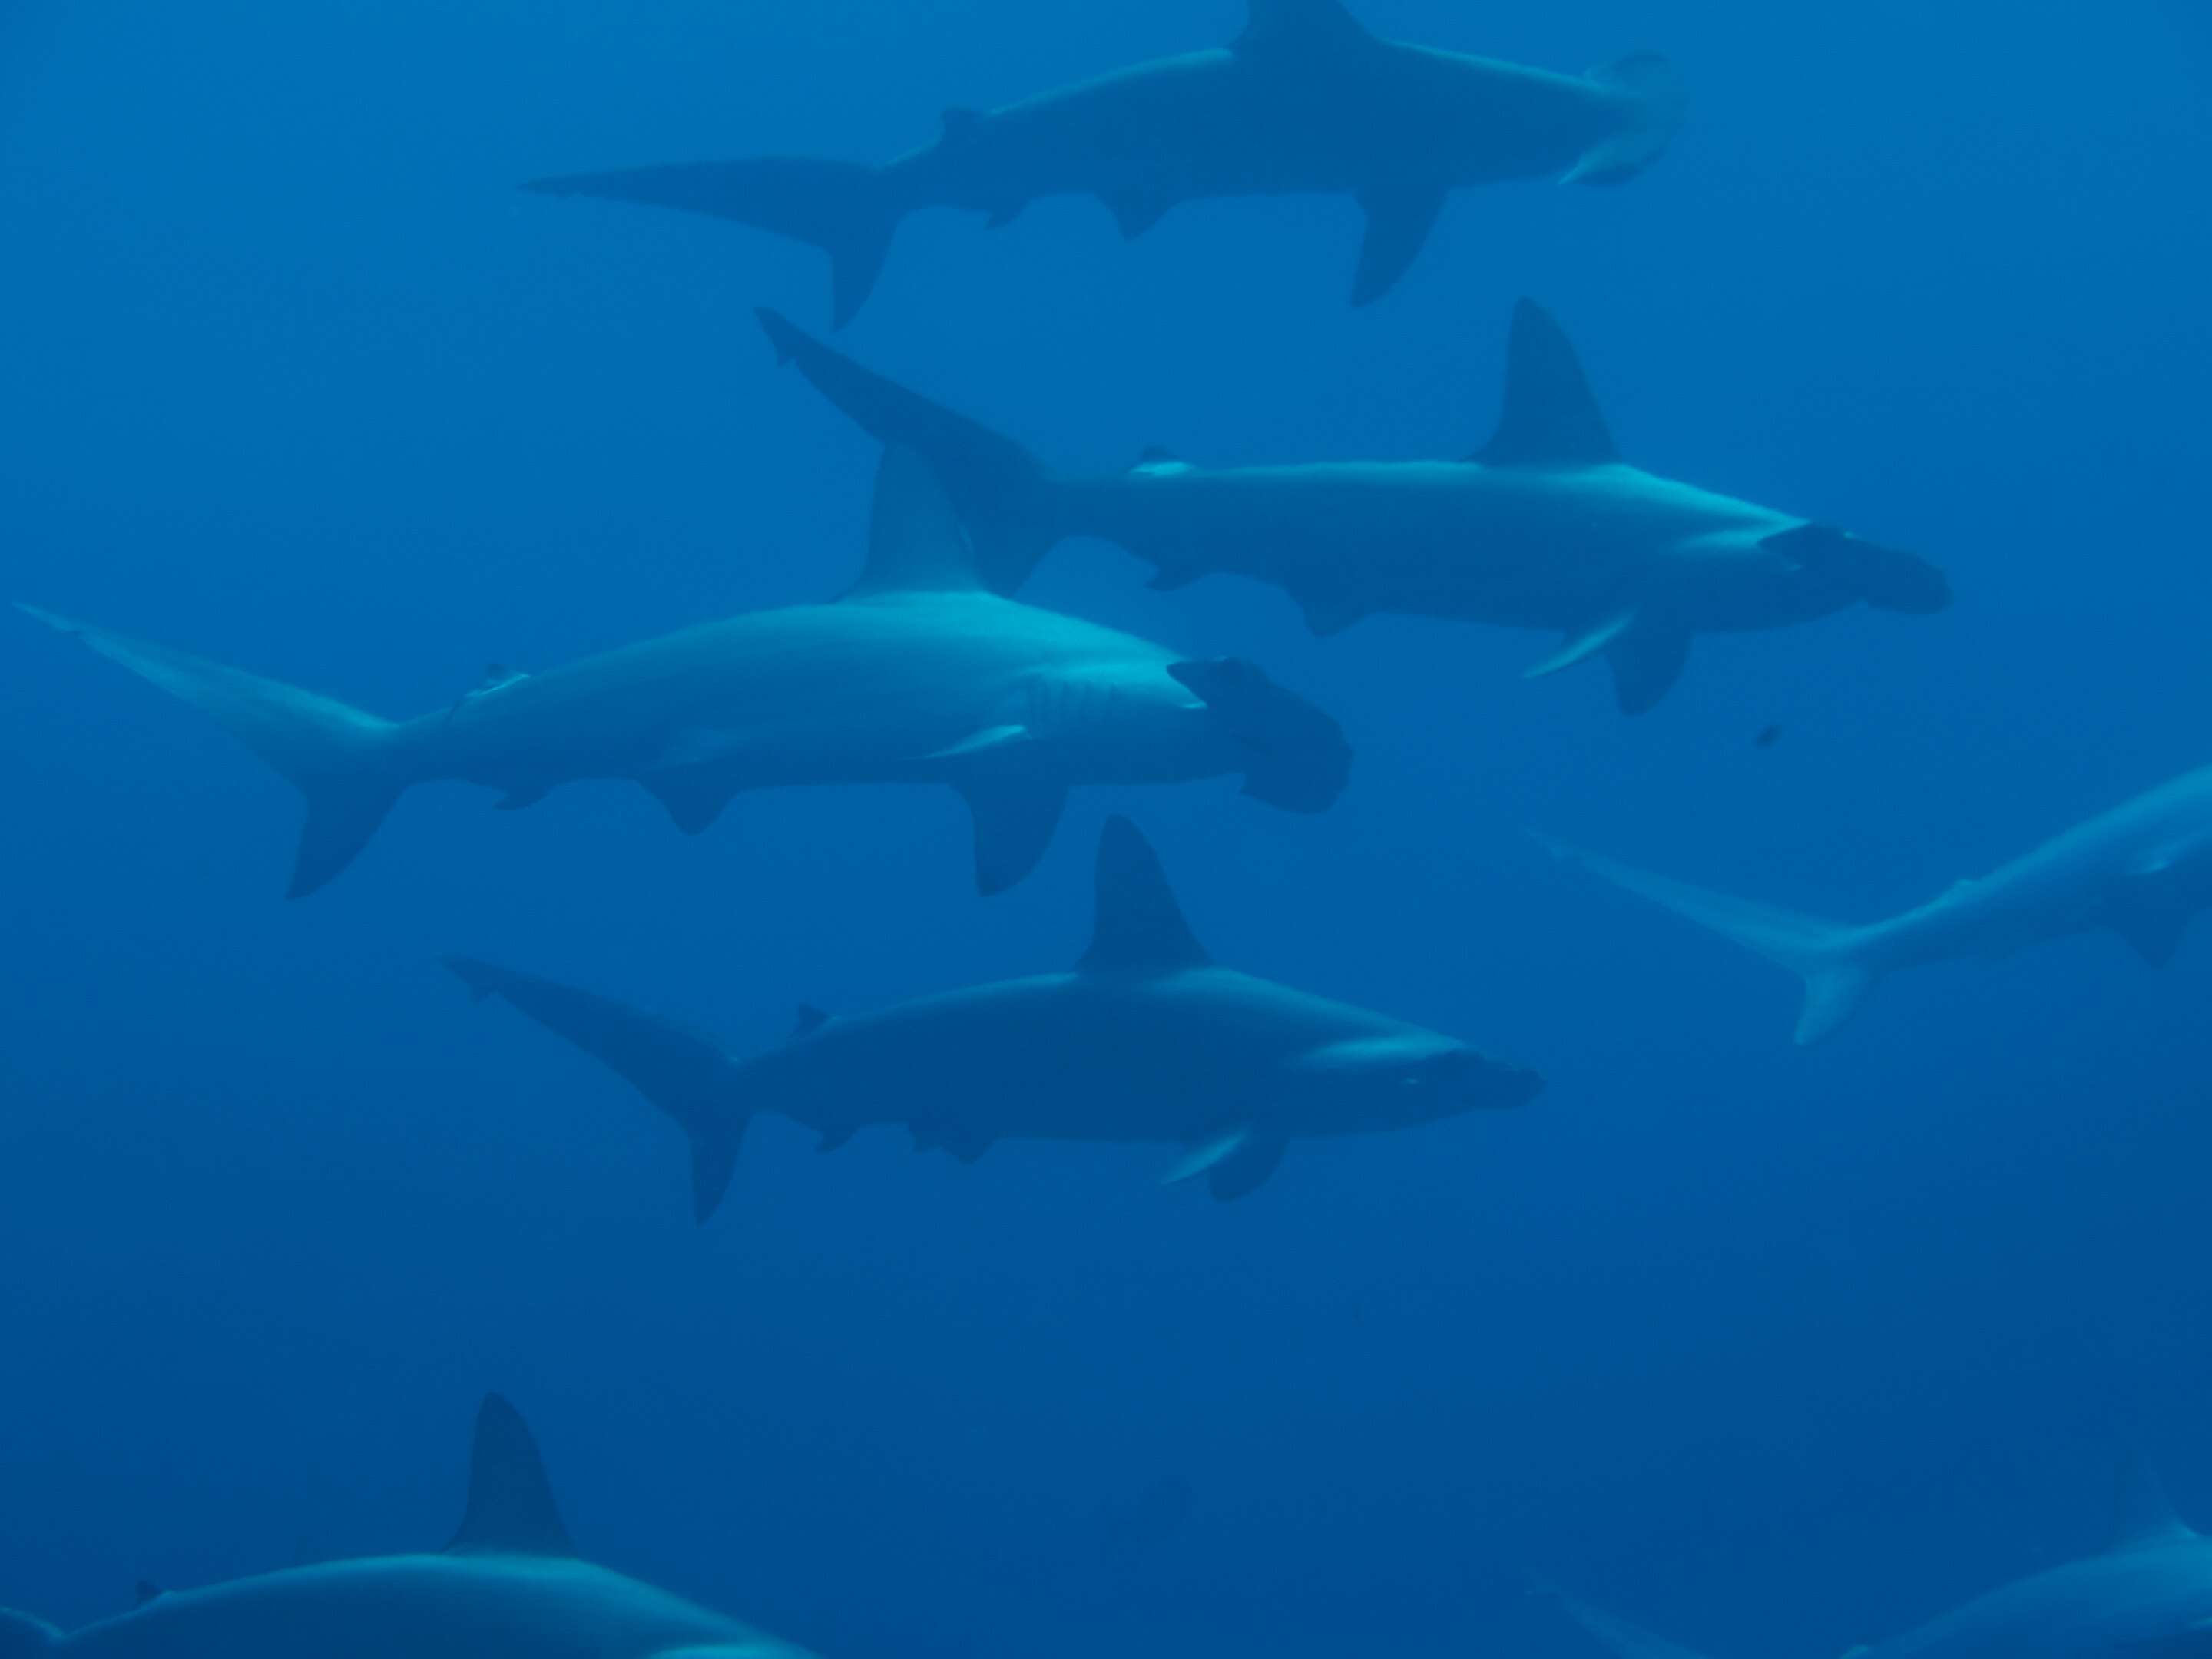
<box><xmin>4</xmin><ymin>2</ymin><xmax>2211</xmax><ymax>1654</ymax></box>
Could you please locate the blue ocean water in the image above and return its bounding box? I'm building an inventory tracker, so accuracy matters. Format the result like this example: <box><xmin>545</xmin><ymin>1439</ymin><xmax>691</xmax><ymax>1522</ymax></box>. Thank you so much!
<box><xmin>2</xmin><ymin>2</ymin><xmax>2210</xmax><ymax>1654</ymax></box>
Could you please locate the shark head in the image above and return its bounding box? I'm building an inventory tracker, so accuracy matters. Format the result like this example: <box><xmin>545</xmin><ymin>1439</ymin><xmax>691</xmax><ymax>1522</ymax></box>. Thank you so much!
<box><xmin>1294</xmin><ymin>1033</ymin><xmax>1544</xmax><ymax>1128</ymax></box>
<box><xmin>1167</xmin><ymin>657</ymin><xmax>1352</xmax><ymax>813</ymax></box>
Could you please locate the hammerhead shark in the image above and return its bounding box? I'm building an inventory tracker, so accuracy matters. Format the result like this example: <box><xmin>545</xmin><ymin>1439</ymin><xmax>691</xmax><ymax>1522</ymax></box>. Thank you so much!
<box><xmin>528</xmin><ymin>0</ymin><xmax>1686</xmax><ymax>323</ymax></box>
<box><xmin>16</xmin><ymin>449</ymin><xmax>1347</xmax><ymax>897</ymax></box>
<box><xmin>0</xmin><ymin>1394</ymin><xmax>820</xmax><ymax>1659</ymax></box>
<box><xmin>1538</xmin><ymin>753</ymin><xmax>2212</xmax><ymax>1042</ymax></box>
<box><xmin>1557</xmin><ymin>1459</ymin><xmax>2212</xmax><ymax>1659</ymax></box>
<box><xmin>446</xmin><ymin>816</ymin><xmax>1541</xmax><ymax>1214</ymax></box>
<box><xmin>753</xmin><ymin>303</ymin><xmax>1952</xmax><ymax>714</ymax></box>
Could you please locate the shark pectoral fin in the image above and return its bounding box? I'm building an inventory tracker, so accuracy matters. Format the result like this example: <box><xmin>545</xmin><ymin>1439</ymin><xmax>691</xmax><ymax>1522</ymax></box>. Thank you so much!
<box><xmin>956</xmin><ymin>778</ymin><xmax>1069</xmax><ymax>896</ymax></box>
<box><xmin>1207</xmin><ymin>1134</ymin><xmax>1288</xmax><ymax>1202</ymax></box>
<box><xmin>2108</xmin><ymin>867</ymin><xmax>2197</xmax><ymax>969</ymax></box>
<box><xmin>641</xmin><ymin>768</ymin><xmax>742</xmax><ymax>836</ymax></box>
<box><xmin>1605</xmin><ymin>624</ymin><xmax>1691</xmax><ymax>716</ymax></box>
<box><xmin>445</xmin><ymin>1396</ymin><xmax>578</xmax><ymax>1559</ymax></box>
<box><xmin>1162</xmin><ymin>1128</ymin><xmax>1251</xmax><ymax>1185</ymax></box>
<box><xmin>1350</xmin><ymin>180</ymin><xmax>1449</xmax><ymax>307</ymax></box>
<box><xmin>816</xmin><ymin>1126</ymin><xmax>853</xmax><ymax>1154</ymax></box>
<box><xmin>793</xmin><ymin>1004</ymin><xmax>831</xmax><ymax>1038</ymax></box>
<box><xmin>1103</xmin><ymin>189</ymin><xmax>1173</xmax><ymax>240</ymax></box>
<box><xmin>132</xmin><ymin>1582</ymin><xmax>162</xmax><ymax>1608</ymax></box>
<box><xmin>493</xmin><ymin>788</ymin><xmax>548</xmax><ymax>813</ymax></box>
<box><xmin>926</xmin><ymin>724</ymin><xmax>1031</xmax><ymax>762</ymax></box>
<box><xmin>1525</xmin><ymin>613</ymin><xmax>1636</xmax><ymax>679</ymax></box>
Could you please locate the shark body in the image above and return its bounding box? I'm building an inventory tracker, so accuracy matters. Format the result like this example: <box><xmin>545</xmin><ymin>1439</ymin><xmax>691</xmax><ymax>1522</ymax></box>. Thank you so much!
<box><xmin>1561</xmin><ymin>1465</ymin><xmax>2212</xmax><ymax>1659</ymax></box>
<box><xmin>753</xmin><ymin>302</ymin><xmax>1951</xmax><ymax>714</ymax></box>
<box><xmin>1541</xmin><ymin>758</ymin><xmax>2212</xmax><ymax>1043</ymax></box>
<box><xmin>529</xmin><ymin>0</ymin><xmax>1684</xmax><ymax>323</ymax></box>
<box><xmin>0</xmin><ymin>1396</ymin><xmax>813</xmax><ymax>1659</ymax></box>
<box><xmin>447</xmin><ymin>816</ymin><xmax>1541</xmax><ymax>1214</ymax></box>
<box><xmin>18</xmin><ymin>449</ymin><xmax>1346</xmax><ymax>897</ymax></box>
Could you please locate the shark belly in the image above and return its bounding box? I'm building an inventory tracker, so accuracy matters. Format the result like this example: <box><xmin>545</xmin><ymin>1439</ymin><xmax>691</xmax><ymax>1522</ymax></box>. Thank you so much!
<box><xmin>753</xmin><ymin>970</ymin><xmax>1373</xmax><ymax>1147</ymax></box>
<box><xmin>419</xmin><ymin>596</ymin><xmax>1209</xmax><ymax>798</ymax></box>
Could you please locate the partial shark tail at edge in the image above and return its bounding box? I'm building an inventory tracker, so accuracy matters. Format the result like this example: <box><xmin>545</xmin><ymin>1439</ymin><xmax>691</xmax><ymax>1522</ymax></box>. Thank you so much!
<box><xmin>758</xmin><ymin>308</ymin><xmax>1064</xmax><ymax>594</ymax></box>
<box><xmin>442</xmin><ymin>956</ymin><xmax>749</xmax><ymax>1223</ymax></box>
<box><xmin>527</xmin><ymin>156</ymin><xmax>901</xmax><ymax>329</ymax></box>
<box><xmin>1534</xmin><ymin>832</ymin><xmax>1888</xmax><ymax>1045</ymax></box>
<box><xmin>15</xmin><ymin>604</ymin><xmax>407</xmax><ymax>899</ymax></box>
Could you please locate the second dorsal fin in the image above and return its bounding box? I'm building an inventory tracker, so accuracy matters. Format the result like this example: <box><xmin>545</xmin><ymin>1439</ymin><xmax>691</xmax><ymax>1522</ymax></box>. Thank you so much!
<box><xmin>444</xmin><ymin>1395</ymin><xmax>578</xmax><ymax>1559</ymax></box>
<box><xmin>1080</xmin><ymin>818</ymin><xmax>1210</xmax><ymax>974</ymax></box>
<box><xmin>848</xmin><ymin>447</ymin><xmax>985</xmax><ymax>596</ymax></box>
<box><xmin>1473</xmin><ymin>299</ymin><xmax>1620</xmax><ymax>467</ymax></box>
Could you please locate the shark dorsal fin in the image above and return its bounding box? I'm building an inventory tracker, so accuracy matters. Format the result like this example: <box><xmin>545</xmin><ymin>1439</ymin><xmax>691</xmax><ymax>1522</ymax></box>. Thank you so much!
<box><xmin>2108</xmin><ymin>1451</ymin><xmax>2194</xmax><ymax>1552</ymax></box>
<box><xmin>1474</xmin><ymin>299</ymin><xmax>1620</xmax><ymax>468</ymax></box>
<box><xmin>849</xmin><ymin>446</ymin><xmax>985</xmax><ymax>597</ymax></box>
<box><xmin>445</xmin><ymin>1395</ymin><xmax>578</xmax><ymax>1558</ymax></box>
<box><xmin>1237</xmin><ymin>0</ymin><xmax>1369</xmax><ymax>51</ymax></box>
<box><xmin>1081</xmin><ymin>817</ymin><xmax>1210</xmax><ymax>974</ymax></box>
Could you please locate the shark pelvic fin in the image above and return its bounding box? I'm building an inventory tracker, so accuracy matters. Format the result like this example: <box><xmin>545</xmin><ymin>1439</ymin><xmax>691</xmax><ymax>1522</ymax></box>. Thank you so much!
<box><xmin>446</xmin><ymin>1395</ymin><xmax>577</xmax><ymax>1559</ymax></box>
<box><xmin>1104</xmin><ymin>188</ymin><xmax>1174</xmax><ymax>240</ymax></box>
<box><xmin>1351</xmin><ymin>179</ymin><xmax>1448</xmax><ymax>307</ymax></box>
<box><xmin>1474</xmin><ymin>300</ymin><xmax>1621</xmax><ymax>468</ymax></box>
<box><xmin>640</xmin><ymin>767</ymin><xmax>742</xmax><ymax>836</ymax></box>
<box><xmin>957</xmin><ymin>778</ymin><xmax>1068</xmax><ymax>896</ymax></box>
<box><xmin>2108</xmin><ymin>866</ymin><xmax>2197</xmax><ymax>969</ymax></box>
<box><xmin>1081</xmin><ymin>817</ymin><xmax>1211</xmax><ymax>974</ymax></box>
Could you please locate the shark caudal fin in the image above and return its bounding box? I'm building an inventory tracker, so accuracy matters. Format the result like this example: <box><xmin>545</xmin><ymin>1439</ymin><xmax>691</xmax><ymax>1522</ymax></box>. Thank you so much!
<box><xmin>528</xmin><ymin>157</ymin><xmax>899</xmax><ymax>328</ymax></box>
<box><xmin>443</xmin><ymin>957</ymin><xmax>749</xmax><ymax>1222</ymax></box>
<box><xmin>1563</xmin><ymin>51</ymin><xmax>1687</xmax><ymax>187</ymax></box>
<box><xmin>1535</xmin><ymin>833</ymin><xmax>1886</xmax><ymax>1045</ymax></box>
<box><xmin>759</xmin><ymin>309</ymin><xmax>1063</xmax><ymax>594</ymax></box>
<box><xmin>0</xmin><ymin>1612</ymin><xmax>57</xmax><ymax>1656</ymax></box>
<box><xmin>17</xmin><ymin>604</ymin><xmax>408</xmax><ymax>899</ymax></box>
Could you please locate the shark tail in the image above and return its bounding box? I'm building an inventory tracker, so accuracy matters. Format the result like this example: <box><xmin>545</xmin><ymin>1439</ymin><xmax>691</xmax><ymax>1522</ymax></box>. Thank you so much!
<box><xmin>528</xmin><ymin>157</ymin><xmax>901</xmax><ymax>329</ymax></box>
<box><xmin>1535</xmin><ymin>833</ymin><xmax>1887</xmax><ymax>1045</ymax></box>
<box><xmin>442</xmin><ymin>957</ymin><xmax>749</xmax><ymax>1224</ymax></box>
<box><xmin>1565</xmin><ymin>51</ymin><xmax>1687</xmax><ymax>186</ymax></box>
<box><xmin>0</xmin><ymin>1611</ymin><xmax>58</xmax><ymax>1655</ymax></box>
<box><xmin>18</xmin><ymin>604</ymin><xmax>409</xmax><ymax>899</ymax></box>
<box><xmin>757</xmin><ymin>308</ymin><xmax>1064</xmax><ymax>594</ymax></box>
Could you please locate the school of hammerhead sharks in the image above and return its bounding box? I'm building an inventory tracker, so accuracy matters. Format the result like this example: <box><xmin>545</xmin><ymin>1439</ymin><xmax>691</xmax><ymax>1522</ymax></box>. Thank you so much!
<box><xmin>12</xmin><ymin>2</ymin><xmax>2212</xmax><ymax>1654</ymax></box>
